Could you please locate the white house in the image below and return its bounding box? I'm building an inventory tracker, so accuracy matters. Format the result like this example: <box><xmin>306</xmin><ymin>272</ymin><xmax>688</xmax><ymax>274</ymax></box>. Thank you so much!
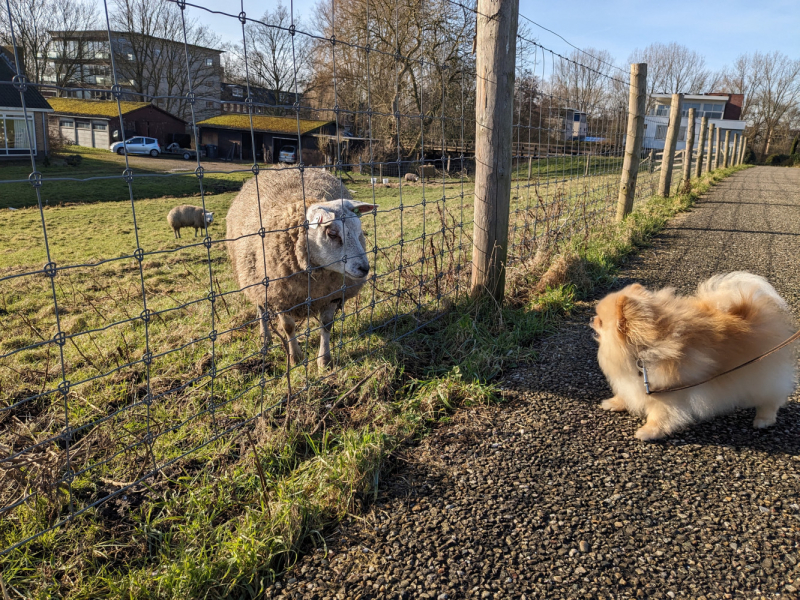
<box><xmin>643</xmin><ymin>93</ymin><xmax>746</xmax><ymax>151</ymax></box>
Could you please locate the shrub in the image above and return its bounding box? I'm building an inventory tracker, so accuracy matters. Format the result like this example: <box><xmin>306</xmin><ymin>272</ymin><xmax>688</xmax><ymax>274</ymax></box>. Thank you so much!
<box><xmin>64</xmin><ymin>154</ymin><xmax>83</xmax><ymax>167</ymax></box>
<box><xmin>764</xmin><ymin>153</ymin><xmax>789</xmax><ymax>166</ymax></box>
<box><xmin>743</xmin><ymin>148</ymin><xmax>756</xmax><ymax>164</ymax></box>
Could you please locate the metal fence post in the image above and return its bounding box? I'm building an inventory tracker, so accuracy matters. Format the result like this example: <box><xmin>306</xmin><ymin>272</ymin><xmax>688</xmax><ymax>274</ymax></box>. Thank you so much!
<box><xmin>657</xmin><ymin>93</ymin><xmax>683</xmax><ymax>197</ymax></box>
<box><xmin>695</xmin><ymin>116</ymin><xmax>707</xmax><ymax>177</ymax></box>
<box><xmin>682</xmin><ymin>107</ymin><xmax>696</xmax><ymax>187</ymax></box>
<box><xmin>616</xmin><ymin>63</ymin><xmax>647</xmax><ymax>221</ymax></box>
<box><xmin>470</xmin><ymin>0</ymin><xmax>520</xmax><ymax>301</ymax></box>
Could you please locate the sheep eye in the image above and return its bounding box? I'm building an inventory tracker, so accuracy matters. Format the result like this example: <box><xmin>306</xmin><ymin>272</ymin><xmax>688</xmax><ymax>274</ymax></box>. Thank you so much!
<box><xmin>326</xmin><ymin>228</ymin><xmax>341</xmax><ymax>241</ymax></box>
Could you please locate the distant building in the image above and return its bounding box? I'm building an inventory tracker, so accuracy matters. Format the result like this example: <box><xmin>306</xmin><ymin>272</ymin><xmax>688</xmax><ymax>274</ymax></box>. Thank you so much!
<box><xmin>643</xmin><ymin>93</ymin><xmax>746</xmax><ymax>151</ymax></box>
<box><xmin>48</xmin><ymin>98</ymin><xmax>187</xmax><ymax>149</ymax></box>
<box><xmin>0</xmin><ymin>47</ymin><xmax>53</xmax><ymax>159</ymax></box>
<box><xmin>42</xmin><ymin>30</ymin><xmax>223</xmax><ymax>122</ymax></box>
<box><xmin>219</xmin><ymin>82</ymin><xmax>301</xmax><ymax>115</ymax></box>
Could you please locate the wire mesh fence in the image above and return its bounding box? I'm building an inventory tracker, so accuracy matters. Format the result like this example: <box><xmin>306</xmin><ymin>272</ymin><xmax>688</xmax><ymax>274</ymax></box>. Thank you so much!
<box><xmin>1</xmin><ymin>0</ymin><xmax>677</xmax><ymax>558</ymax></box>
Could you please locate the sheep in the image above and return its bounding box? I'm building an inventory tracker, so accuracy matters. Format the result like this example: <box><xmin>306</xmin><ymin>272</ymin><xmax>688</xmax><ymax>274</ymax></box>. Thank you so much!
<box><xmin>417</xmin><ymin>164</ymin><xmax>436</xmax><ymax>181</ymax></box>
<box><xmin>167</xmin><ymin>205</ymin><xmax>214</xmax><ymax>238</ymax></box>
<box><xmin>404</xmin><ymin>172</ymin><xmax>419</xmax><ymax>183</ymax></box>
<box><xmin>226</xmin><ymin>169</ymin><xmax>377</xmax><ymax>369</ymax></box>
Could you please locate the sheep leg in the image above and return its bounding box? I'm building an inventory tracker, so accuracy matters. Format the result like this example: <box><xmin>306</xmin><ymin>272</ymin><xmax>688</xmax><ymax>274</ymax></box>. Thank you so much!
<box><xmin>316</xmin><ymin>304</ymin><xmax>338</xmax><ymax>370</ymax></box>
<box><xmin>277</xmin><ymin>313</ymin><xmax>304</xmax><ymax>366</ymax></box>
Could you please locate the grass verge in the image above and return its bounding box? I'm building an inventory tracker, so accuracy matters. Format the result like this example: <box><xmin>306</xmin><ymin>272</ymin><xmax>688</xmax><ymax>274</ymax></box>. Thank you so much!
<box><xmin>0</xmin><ymin>164</ymin><xmax>749</xmax><ymax>599</ymax></box>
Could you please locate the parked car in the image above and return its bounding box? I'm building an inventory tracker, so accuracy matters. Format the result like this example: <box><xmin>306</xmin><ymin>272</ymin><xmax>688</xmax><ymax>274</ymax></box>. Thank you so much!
<box><xmin>278</xmin><ymin>145</ymin><xmax>297</xmax><ymax>163</ymax></box>
<box><xmin>110</xmin><ymin>137</ymin><xmax>161</xmax><ymax>157</ymax></box>
<box><xmin>163</xmin><ymin>143</ymin><xmax>197</xmax><ymax>160</ymax></box>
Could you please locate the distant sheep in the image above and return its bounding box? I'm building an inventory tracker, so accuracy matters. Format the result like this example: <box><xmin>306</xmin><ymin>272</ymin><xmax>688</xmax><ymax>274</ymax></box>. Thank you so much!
<box><xmin>404</xmin><ymin>173</ymin><xmax>419</xmax><ymax>183</ymax></box>
<box><xmin>167</xmin><ymin>205</ymin><xmax>214</xmax><ymax>238</ymax></box>
<box><xmin>418</xmin><ymin>164</ymin><xmax>436</xmax><ymax>181</ymax></box>
<box><xmin>226</xmin><ymin>169</ymin><xmax>377</xmax><ymax>369</ymax></box>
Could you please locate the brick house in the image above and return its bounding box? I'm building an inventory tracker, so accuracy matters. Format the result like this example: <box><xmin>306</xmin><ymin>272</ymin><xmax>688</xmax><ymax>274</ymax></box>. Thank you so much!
<box><xmin>0</xmin><ymin>48</ymin><xmax>53</xmax><ymax>159</ymax></box>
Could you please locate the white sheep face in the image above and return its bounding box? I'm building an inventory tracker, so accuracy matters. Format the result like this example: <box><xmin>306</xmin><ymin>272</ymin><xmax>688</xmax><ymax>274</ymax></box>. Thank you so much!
<box><xmin>306</xmin><ymin>199</ymin><xmax>377</xmax><ymax>280</ymax></box>
<box><xmin>205</xmin><ymin>212</ymin><xmax>214</xmax><ymax>226</ymax></box>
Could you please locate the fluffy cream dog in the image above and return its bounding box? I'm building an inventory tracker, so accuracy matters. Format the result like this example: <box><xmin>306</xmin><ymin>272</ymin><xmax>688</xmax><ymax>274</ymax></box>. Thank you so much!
<box><xmin>591</xmin><ymin>272</ymin><xmax>797</xmax><ymax>441</ymax></box>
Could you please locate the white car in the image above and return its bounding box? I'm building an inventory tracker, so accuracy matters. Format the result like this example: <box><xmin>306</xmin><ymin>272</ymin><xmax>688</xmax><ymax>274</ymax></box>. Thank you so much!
<box><xmin>278</xmin><ymin>145</ymin><xmax>297</xmax><ymax>163</ymax></box>
<box><xmin>110</xmin><ymin>137</ymin><xmax>161</xmax><ymax>157</ymax></box>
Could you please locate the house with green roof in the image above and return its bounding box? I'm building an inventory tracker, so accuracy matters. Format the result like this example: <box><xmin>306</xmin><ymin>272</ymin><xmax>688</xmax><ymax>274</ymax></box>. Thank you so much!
<box><xmin>195</xmin><ymin>114</ymin><xmax>335</xmax><ymax>163</ymax></box>
<box><xmin>48</xmin><ymin>98</ymin><xmax>187</xmax><ymax>149</ymax></box>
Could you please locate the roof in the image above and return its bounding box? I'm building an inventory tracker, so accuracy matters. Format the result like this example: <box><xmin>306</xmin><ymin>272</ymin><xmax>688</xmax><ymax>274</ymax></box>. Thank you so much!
<box><xmin>47</xmin><ymin>98</ymin><xmax>184</xmax><ymax>122</ymax></box>
<box><xmin>196</xmin><ymin>114</ymin><xmax>333</xmax><ymax>135</ymax></box>
<box><xmin>48</xmin><ymin>30</ymin><xmax>223</xmax><ymax>54</ymax></box>
<box><xmin>652</xmin><ymin>93</ymin><xmax>728</xmax><ymax>102</ymax></box>
<box><xmin>0</xmin><ymin>50</ymin><xmax>52</xmax><ymax>110</ymax></box>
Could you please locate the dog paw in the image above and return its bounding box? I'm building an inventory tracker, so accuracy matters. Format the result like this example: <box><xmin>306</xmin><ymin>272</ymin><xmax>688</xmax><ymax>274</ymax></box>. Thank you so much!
<box><xmin>635</xmin><ymin>424</ymin><xmax>665</xmax><ymax>441</ymax></box>
<box><xmin>601</xmin><ymin>397</ymin><xmax>627</xmax><ymax>412</ymax></box>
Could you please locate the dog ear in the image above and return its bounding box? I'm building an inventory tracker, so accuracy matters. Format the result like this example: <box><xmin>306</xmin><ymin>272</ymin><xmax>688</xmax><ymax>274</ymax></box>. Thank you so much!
<box><xmin>615</xmin><ymin>294</ymin><xmax>656</xmax><ymax>345</ymax></box>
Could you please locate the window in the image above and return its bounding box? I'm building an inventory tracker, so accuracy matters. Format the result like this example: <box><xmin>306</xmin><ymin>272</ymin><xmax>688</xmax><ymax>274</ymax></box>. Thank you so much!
<box><xmin>232</xmin><ymin>87</ymin><xmax>243</xmax><ymax>97</ymax></box>
<box><xmin>146</xmin><ymin>138</ymin><xmax>156</xmax><ymax>144</ymax></box>
<box><xmin>678</xmin><ymin>126</ymin><xmax>686</xmax><ymax>141</ymax></box>
<box><xmin>127</xmin><ymin>53</ymin><xmax>134</xmax><ymax>60</ymax></box>
<box><xmin>76</xmin><ymin>120</ymin><xmax>91</xmax><ymax>129</ymax></box>
<box><xmin>206</xmin><ymin>101</ymin><xmax>214</xmax><ymax>108</ymax></box>
<box><xmin>92</xmin><ymin>121</ymin><xmax>107</xmax><ymax>131</ymax></box>
<box><xmin>655</xmin><ymin>105</ymin><xmax>670</xmax><ymax>117</ymax></box>
<box><xmin>0</xmin><ymin>115</ymin><xmax>36</xmax><ymax>155</ymax></box>
<box><xmin>681</xmin><ymin>102</ymin><xmax>701</xmax><ymax>117</ymax></box>
<box><xmin>128</xmin><ymin>138</ymin><xmax>143</xmax><ymax>144</ymax></box>
<box><xmin>655</xmin><ymin>125</ymin><xmax>667</xmax><ymax>140</ymax></box>
<box><xmin>59</xmin><ymin>118</ymin><xmax>74</xmax><ymax>127</ymax></box>
<box><xmin>205</xmin><ymin>58</ymin><xmax>213</xmax><ymax>67</ymax></box>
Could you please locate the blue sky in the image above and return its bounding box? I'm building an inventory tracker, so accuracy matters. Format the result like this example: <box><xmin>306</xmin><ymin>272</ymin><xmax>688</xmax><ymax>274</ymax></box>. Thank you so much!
<box><xmin>188</xmin><ymin>0</ymin><xmax>799</xmax><ymax>73</ymax></box>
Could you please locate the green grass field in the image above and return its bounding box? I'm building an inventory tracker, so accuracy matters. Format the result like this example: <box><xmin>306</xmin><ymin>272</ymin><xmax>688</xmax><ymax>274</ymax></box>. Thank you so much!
<box><xmin>0</xmin><ymin>142</ymin><xmax>745</xmax><ymax>598</ymax></box>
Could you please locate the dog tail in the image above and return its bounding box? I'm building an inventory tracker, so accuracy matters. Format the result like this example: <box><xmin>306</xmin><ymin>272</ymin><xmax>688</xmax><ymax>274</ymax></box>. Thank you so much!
<box><xmin>697</xmin><ymin>272</ymin><xmax>789</xmax><ymax>314</ymax></box>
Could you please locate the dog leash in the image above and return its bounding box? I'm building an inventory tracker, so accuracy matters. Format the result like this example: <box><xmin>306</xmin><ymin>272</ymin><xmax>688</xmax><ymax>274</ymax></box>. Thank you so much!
<box><xmin>638</xmin><ymin>328</ymin><xmax>800</xmax><ymax>395</ymax></box>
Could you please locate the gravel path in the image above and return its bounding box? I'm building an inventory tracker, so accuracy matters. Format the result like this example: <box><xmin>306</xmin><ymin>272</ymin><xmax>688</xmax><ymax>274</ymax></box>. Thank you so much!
<box><xmin>269</xmin><ymin>167</ymin><xmax>800</xmax><ymax>600</ymax></box>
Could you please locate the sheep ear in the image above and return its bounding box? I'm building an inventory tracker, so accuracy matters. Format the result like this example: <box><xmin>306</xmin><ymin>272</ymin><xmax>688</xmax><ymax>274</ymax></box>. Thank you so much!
<box><xmin>307</xmin><ymin>205</ymin><xmax>335</xmax><ymax>230</ymax></box>
<box><xmin>343</xmin><ymin>200</ymin><xmax>378</xmax><ymax>215</ymax></box>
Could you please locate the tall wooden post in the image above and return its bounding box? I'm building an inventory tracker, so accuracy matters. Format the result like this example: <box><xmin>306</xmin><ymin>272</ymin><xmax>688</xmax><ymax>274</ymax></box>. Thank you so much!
<box><xmin>714</xmin><ymin>127</ymin><xmax>722</xmax><ymax>169</ymax></box>
<box><xmin>616</xmin><ymin>63</ymin><xmax>647</xmax><ymax>222</ymax></box>
<box><xmin>657</xmin><ymin>93</ymin><xmax>683</xmax><ymax>197</ymax></box>
<box><xmin>470</xmin><ymin>0</ymin><xmax>519</xmax><ymax>301</ymax></box>
<box><xmin>682</xmin><ymin>108</ymin><xmax>696</xmax><ymax>186</ymax></box>
<box><xmin>705</xmin><ymin>123</ymin><xmax>715</xmax><ymax>175</ymax></box>
<box><xmin>740</xmin><ymin>136</ymin><xmax>748</xmax><ymax>164</ymax></box>
<box><xmin>695</xmin><ymin>116</ymin><xmax>707</xmax><ymax>177</ymax></box>
<box><xmin>722</xmin><ymin>130</ymin><xmax>731</xmax><ymax>168</ymax></box>
<box><xmin>731</xmin><ymin>134</ymin><xmax>739</xmax><ymax>167</ymax></box>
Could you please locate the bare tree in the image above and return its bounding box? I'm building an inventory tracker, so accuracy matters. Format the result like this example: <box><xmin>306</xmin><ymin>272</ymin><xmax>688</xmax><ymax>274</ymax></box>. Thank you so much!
<box><xmin>550</xmin><ymin>47</ymin><xmax>617</xmax><ymax>111</ymax></box>
<box><xmin>228</xmin><ymin>2</ymin><xmax>311</xmax><ymax>112</ymax></box>
<box><xmin>111</xmin><ymin>0</ymin><xmax>221</xmax><ymax>120</ymax></box>
<box><xmin>720</xmin><ymin>51</ymin><xmax>800</xmax><ymax>157</ymax></box>
<box><xmin>46</xmin><ymin>0</ymin><xmax>99</xmax><ymax>93</ymax></box>
<box><xmin>0</xmin><ymin>0</ymin><xmax>96</xmax><ymax>86</ymax></box>
<box><xmin>628</xmin><ymin>42</ymin><xmax>712</xmax><ymax>111</ymax></box>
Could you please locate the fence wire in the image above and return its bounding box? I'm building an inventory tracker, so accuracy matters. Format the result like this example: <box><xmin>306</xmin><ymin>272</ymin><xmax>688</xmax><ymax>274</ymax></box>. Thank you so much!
<box><xmin>2</xmin><ymin>0</ymin><xmax>665</xmax><ymax>557</ymax></box>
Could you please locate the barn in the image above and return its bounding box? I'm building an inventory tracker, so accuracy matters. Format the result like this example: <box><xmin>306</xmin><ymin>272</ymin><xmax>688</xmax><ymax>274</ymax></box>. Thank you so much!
<box><xmin>48</xmin><ymin>99</ymin><xmax>187</xmax><ymax>149</ymax></box>
<box><xmin>195</xmin><ymin>114</ymin><xmax>335</xmax><ymax>163</ymax></box>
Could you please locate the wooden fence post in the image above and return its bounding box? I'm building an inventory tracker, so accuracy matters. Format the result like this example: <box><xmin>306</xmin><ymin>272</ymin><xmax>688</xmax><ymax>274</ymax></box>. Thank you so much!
<box><xmin>740</xmin><ymin>136</ymin><xmax>748</xmax><ymax>164</ymax></box>
<box><xmin>682</xmin><ymin>108</ymin><xmax>696</xmax><ymax>187</ymax></box>
<box><xmin>705</xmin><ymin>123</ymin><xmax>715</xmax><ymax>175</ymax></box>
<box><xmin>714</xmin><ymin>127</ymin><xmax>722</xmax><ymax>169</ymax></box>
<box><xmin>731</xmin><ymin>134</ymin><xmax>739</xmax><ymax>167</ymax></box>
<box><xmin>695</xmin><ymin>116</ymin><xmax>707</xmax><ymax>177</ymax></box>
<box><xmin>722</xmin><ymin>130</ymin><xmax>731</xmax><ymax>168</ymax></box>
<box><xmin>657</xmin><ymin>93</ymin><xmax>683</xmax><ymax>197</ymax></box>
<box><xmin>616</xmin><ymin>63</ymin><xmax>647</xmax><ymax>221</ymax></box>
<box><xmin>470</xmin><ymin>0</ymin><xmax>519</xmax><ymax>301</ymax></box>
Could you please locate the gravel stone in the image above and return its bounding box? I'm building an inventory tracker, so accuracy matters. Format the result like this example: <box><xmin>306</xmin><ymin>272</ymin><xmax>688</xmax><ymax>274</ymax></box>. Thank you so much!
<box><xmin>264</xmin><ymin>167</ymin><xmax>800</xmax><ymax>599</ymax></box>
